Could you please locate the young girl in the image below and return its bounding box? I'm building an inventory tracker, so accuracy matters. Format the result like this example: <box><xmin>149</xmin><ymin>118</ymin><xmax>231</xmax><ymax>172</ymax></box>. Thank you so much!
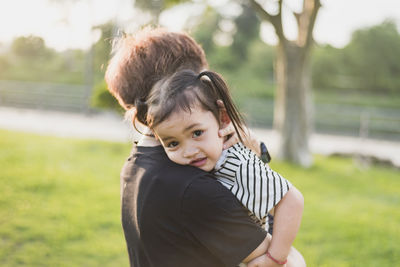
<box><xmin>142</xmin><ymin>68</ymin><xmax>299</xmax><ymax>233</ymax></box>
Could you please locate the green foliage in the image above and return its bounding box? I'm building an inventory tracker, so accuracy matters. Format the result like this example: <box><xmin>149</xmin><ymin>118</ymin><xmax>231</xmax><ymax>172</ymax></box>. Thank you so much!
<box><xmin>312</xmin><ymin>44</ymin><xmax>344</xmax><ymax>90</ymax></box>
<box><xmin>1</xmin><ymin>129</ymin><xmax>399</xmax><ymax>266</ymax></box>
<box><xmin>231</xmin><ymin>3</ymin><xmax>261</xmax><ymax>61</ymax></box>
<box><xmin>91</xmin><ymin>80</ymin><xmax>124</xmax><ymax>113</ymax></box>
<box><xmin>194</xmin><ymin>11</ymin><xmax>276</xmax><ymax>127</ymax></box>
<box><xmin>345</xmin><ymin>20</ymin><xmax>400</xmax><ymax>93</ymax></box>
<box><xmin>92</xmin><ymin>22</ymin><xmax>114</xmax><ymax>84</ymax></box>
<box><xmin>88</xmin><ymin>21</ymin><xmax>121</xmax><ymax>111</ymax></box>
<box><xmin>0</xmin><ymin>55</ymin><xmax>10</xmax><ymax>74</ymax></box>
<box><xmin>0</xmin><ymin>36</ymin><xmax>86</xmax><ymax>84</ymax></box>
<box><xmin>192</xmin><ymin>7</ymin><xmax>220</xmax><ymax>54</ymax></box>
<box><xmin>0</xmin><ymin>20</ymin><xmax>116</xmax><ymax>86</ymax></box>
<box><xmin>135</xmin><ymin>0</ymin><xmax>187</xmax><ymax>11</ymax></box>
<box><xmin>11</xmin><ymin>35</ymin><xmax>49</xmax><ymax>59</ymax></box>
<box><xmin>312</xmin><ymin>20</ymin><xmax>400</xmax><ymax>94</ymax></box>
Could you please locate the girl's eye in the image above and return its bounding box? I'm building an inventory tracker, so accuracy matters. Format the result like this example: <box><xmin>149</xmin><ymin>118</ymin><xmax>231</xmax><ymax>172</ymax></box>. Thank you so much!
<box><xmin>193</xmin><ymin>130</ymin><xmax>203</xmax><ymax>138</ymax></box>
<box><xmin>167</xmin><ymin>141</ymin><xmax>179</xmax><ymax>148</ymax></box>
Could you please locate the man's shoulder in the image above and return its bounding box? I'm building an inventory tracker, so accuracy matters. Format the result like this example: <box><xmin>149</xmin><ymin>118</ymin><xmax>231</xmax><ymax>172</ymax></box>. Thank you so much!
<box><xmin>122</xmin><ymin>145</ymin><xmax>214</xmax><ymax>196</ymax></box>
<box><xmin>122</xmin><ymin>145</ymin><xmax>207</xmax><ymax>178</ymax></box>
<box><xmin>182</xmin><ymin>172</ymin><xmax>241</xmax><ymax>214</ymax></box>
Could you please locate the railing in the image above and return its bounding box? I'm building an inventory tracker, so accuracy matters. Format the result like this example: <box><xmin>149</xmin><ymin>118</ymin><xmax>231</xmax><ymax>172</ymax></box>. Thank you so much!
<box><xmin>313</xmin><ymin>103</ymin><xmax>400</xmax><ymax>141</ymax></box>
<box><xmin>0</xmin><ymin>80</ymin><xmax>92</xmax><ymax>113</ymax></box>
<box><xmin>241</xmin><ymin>98</ymin><xmax>400</xmax><ymax>141</ymax></box>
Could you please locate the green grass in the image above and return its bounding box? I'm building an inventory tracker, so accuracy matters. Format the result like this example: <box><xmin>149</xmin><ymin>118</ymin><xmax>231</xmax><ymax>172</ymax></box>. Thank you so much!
<box><xmin>1</xmin><ymin>129</ymin><xmax>399</xmax><ymax>266</ymax></box>
<box><xmin>0</xmin><ymin>130</ymin><xmax>131</xmax><ymax>266</ymax></box>
<box><xmin>270</xmin><ymin>156</ymin><xmax>400</xmax><ymax>266</ymax></box>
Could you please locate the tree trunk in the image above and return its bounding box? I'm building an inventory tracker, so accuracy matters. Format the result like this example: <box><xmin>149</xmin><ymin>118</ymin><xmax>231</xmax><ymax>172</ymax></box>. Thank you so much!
<box><xmin>274</xmin><ymin>41</ymin><xmax>313</xmax><ymax>166</ymax></box>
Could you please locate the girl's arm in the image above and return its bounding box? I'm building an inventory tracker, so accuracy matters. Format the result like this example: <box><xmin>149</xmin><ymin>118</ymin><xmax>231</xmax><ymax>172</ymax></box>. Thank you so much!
<box><xmin>216</xmin><ymin>144</ymin><xmax>292</xmax><ymax>222</ymax></box>
<box><xmin>266</xmin><ymin>186</ymin><xmax>304</xmax><ymax>264</ymax></box>
<box><xmin>214</xmin><ymin>145</ymin><xmax>304</xmax><ymax>265</ymax></box>
<box><xmin>244</xmin><ymin>188</ymin><xmax>305</xmax><ymax>267</ymax></box>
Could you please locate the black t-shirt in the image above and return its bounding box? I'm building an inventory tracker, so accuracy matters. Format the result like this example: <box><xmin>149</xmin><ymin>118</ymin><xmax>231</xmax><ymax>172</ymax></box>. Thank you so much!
<box><xmin>120</xmin><ymin>145</ymin><xmax>266</xmax><ymax>267</ymax></box>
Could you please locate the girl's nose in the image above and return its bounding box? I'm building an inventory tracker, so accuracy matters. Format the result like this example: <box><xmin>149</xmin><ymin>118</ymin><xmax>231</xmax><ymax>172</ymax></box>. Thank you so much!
<box><xmin>183</xmin><ymin>146</ymin><xmax>199</xmax><ymax>158</ymax></box>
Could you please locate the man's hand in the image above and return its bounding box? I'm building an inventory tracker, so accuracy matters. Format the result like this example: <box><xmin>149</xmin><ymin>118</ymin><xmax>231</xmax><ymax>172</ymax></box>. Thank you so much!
<box><xmin>247</xmin><ymin>254</ymin><xmax>286</xmax><ymax>267</ymax></box>
<box><xmin>216</xmin><ymin>99</ymin><xmax>264</xmax><ymax>155</ymax></box>
<box><xmin>218</xmin><ymin>123</ymin><xmax>239</xmax><ymax>149</ymax></box>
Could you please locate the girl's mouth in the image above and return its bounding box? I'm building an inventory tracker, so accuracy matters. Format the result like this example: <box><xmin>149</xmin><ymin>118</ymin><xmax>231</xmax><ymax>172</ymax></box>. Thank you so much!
<box><xmin>190</xmin><ymin>157</ymin><xmax>207</xmax><ymax>167</ymax></box>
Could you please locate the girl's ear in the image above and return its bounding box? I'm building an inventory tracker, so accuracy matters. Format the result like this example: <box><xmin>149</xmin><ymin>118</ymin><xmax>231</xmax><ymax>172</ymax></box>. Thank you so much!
<box><xmin>218</xmin><ymin>103</ymin><xmax>231</xmax><ymax>129</ymax></box>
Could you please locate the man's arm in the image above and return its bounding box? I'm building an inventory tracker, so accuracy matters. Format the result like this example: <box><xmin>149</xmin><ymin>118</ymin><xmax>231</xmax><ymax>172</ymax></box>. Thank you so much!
<box><xmin>182</xmin><ymin>177</ymin><xmax>268</xmax><ymax>266</ymax></box>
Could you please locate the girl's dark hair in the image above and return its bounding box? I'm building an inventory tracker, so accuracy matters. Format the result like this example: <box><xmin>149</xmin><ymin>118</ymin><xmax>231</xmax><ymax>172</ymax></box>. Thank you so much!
<box><xmin>145</xmin><ymin>69</ymin><xmax>245</xmax><ymax>142</ymax></box>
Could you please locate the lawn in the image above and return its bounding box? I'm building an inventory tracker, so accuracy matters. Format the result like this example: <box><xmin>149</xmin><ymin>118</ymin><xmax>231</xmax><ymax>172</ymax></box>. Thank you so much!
<box><xmin>1</xmin><ymin>129</ymin><xmax>399</xmax><ymax>266</ymax></box>
<box><xmin>0</xmin><ymin>130</ymin><xmax>130</xmax><ymax>266</ymax></box>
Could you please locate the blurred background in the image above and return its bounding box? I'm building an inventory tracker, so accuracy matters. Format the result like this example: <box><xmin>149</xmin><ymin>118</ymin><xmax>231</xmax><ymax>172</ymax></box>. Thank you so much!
<box><xmin>0</xmin><ymin>0</ymin><xmax>399</xmax><ymax>266</ymax></box>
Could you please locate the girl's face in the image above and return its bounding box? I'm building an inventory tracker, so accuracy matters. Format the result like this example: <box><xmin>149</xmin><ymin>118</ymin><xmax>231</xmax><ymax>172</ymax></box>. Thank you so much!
<box><xmin>152</xmin><ymin>105</ymin><xmax>225</xmax><ymax>172</ymax></box>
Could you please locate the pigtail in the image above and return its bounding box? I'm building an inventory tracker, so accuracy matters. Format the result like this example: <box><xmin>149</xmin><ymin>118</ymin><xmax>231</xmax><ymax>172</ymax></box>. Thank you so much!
<box><xmin>198</xmin><ymin>71</ymin><xmax>245</xmax><ymax>143</ymax></box>
<box><xmin>132</xmin><ymin>98</ymin><xmax>154</xmax><ymax>137</ymax></box>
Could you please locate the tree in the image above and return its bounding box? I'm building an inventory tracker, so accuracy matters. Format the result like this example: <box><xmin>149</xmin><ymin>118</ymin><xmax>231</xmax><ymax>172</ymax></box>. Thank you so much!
<box><xmin>249</xmin><ymin>0</ymin><xmax>321</xmax><ymax>166</ymax></box>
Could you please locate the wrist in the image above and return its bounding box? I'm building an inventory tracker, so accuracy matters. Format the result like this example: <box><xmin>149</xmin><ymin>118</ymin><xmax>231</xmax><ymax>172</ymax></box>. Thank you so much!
<box><xmin>266</xmin><ymin>251</ymin><xmax>287</xmax><ymax>265</ymax></box>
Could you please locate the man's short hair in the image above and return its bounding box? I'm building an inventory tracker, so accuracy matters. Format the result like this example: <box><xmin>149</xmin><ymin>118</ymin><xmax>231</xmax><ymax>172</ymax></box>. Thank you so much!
<box><xmin>105</xmin><ymin>27</ymin><xmax>208</xmax><ymax>112</ymax></box>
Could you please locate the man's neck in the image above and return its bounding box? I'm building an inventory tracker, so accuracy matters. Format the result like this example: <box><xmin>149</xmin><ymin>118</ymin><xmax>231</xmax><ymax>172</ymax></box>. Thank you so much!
<box><xmin>137</xmin><ymin>127</ymin><xmax>161</xmax><ymax>147</ymax></box>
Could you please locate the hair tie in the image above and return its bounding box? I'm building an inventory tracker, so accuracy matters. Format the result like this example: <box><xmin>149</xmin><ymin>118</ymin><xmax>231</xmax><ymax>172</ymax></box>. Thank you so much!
<box><xmin>197</xmin><ymin>71</ymin><xmax>211</xmax><ymax>82</ymax></box>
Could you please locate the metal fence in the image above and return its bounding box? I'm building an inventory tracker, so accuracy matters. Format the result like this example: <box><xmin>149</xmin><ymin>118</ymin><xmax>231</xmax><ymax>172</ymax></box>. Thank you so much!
<box><xmin>241</xmin><ymin>98</ymin><xmax>400</xmax><ymax>141</ymax></box>
<box><xmin>0</xmin><ymin>80</ymin><xmax>92</xmax><ymax>113</ymax></box>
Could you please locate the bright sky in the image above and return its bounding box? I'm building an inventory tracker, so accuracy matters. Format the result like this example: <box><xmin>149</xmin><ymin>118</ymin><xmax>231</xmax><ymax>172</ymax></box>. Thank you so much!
<box><xmin>0</xmin><ymin>0</ymin><xmax>399</xmax><ymax>51</ymax></box>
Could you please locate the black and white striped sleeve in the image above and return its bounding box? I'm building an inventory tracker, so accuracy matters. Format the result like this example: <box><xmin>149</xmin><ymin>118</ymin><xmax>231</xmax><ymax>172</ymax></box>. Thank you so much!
<box><xmin>215</xmin><ymin>143</ymin><xmax>292</xmax><ymax>221</ymax></box>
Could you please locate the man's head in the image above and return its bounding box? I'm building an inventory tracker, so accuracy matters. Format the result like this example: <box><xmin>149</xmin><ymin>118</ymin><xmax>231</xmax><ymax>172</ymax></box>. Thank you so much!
<box><xmin>105</xmin><ymin>27</ymin><xmax>208</xmax><ymax>124</ymax></box>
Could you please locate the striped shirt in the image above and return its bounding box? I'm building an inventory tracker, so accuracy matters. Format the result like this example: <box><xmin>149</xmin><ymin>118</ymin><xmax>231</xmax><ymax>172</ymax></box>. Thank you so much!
<box><xmin>213</xmin><ymin>143</ymin><xmax>292</xmax><ymax>229</ymax></box>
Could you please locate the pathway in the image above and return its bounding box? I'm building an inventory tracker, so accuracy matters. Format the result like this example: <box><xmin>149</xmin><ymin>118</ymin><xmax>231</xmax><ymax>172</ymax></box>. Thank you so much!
<box><xmin>1</xmin><ymin>107</ymin><xmax>399</xmax><ymax>168</ymax></box>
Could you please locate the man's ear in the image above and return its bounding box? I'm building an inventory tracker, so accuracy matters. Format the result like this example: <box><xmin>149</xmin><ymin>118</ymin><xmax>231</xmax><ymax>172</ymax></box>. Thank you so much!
<box><xmin>152</xmin><ymin>130</ymin><xmax>159</xmax><ymax>140</ymax></box>
<box><xmin>130</xmin><ymin>107</ymin><xmax>138</xmax><ymax>124</ymax></box>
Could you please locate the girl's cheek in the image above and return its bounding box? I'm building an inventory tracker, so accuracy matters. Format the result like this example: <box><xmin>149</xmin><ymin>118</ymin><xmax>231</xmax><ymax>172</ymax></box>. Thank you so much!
<box><xmin>167</xmin><ymin>151</ymin><xmax>182</xmax><ymax>164</ymax></box>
